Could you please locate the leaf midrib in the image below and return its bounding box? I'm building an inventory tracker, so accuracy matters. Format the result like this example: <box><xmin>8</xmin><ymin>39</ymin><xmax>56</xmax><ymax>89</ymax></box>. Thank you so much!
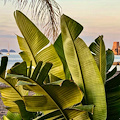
<box><xmin>1</xmin><ymin>77</ymin><xmax>22</xmax><ymax>99</ymax></box>
<box><xmin>22</xmin><ymin>77</ymin><xmax>69</xmax><ymax>120</ymax></box>
<box><xmin>14</xmin><ymin>12</ymin><xmax>37</xmax><ymax>66</ymax></box>
<box><xmin>64</xmin><ymin>17</ymin><xmax>86</xmax><ymax>101</ymax></box>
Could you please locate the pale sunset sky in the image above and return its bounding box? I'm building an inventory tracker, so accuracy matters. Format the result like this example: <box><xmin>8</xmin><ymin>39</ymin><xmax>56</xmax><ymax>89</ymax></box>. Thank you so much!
<box><xmin>0</xmin><ymin>0</ymin><xmax>120</xmax><ymax>52</ymax></box>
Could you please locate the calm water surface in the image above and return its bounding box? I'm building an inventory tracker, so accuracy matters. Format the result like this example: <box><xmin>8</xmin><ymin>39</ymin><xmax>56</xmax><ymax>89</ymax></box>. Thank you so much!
<box><xmin>0</xmin><ymin>53</ymin><xmax>120</xmax><ymax>71</ymax></box>
<box><xmin>109</xmin><ymin>55</ymin><xmax>120</xmax><ymax>71</ymax></box>
<box><xmin>0</xmin><ymin>53</ymin><xmax>23</xmax><ymax>70</ymax></box>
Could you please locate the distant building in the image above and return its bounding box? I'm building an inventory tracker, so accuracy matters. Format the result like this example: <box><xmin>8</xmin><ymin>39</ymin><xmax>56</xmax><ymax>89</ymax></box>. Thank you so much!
<box><xmin>112</xmin><ymin>42</ymin><xmax>120</xmax><ymax>55</ymax></box>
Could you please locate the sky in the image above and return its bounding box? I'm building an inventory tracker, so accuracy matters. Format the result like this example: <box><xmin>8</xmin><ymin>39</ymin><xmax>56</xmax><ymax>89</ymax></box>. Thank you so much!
<box><xmin>0</xmin><ymin>0</ymin><xmax>120</xmax><ymax>52</ymax></box>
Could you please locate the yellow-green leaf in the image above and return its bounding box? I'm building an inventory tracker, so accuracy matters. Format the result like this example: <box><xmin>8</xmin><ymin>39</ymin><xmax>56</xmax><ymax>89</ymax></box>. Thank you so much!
<box><xmin>61</xmin><ymin>14</ymin><xmax>84</xmax><ymax>91</ymax></box>
<box><xmin>74</xmin><ymin>38</ymin><xmax>107</xmax><ymax>120</ymax></box>
<box><xmin>89</xmin><ymin>36</ymin><xmax>106</xmax><ymax>83</ymax></box>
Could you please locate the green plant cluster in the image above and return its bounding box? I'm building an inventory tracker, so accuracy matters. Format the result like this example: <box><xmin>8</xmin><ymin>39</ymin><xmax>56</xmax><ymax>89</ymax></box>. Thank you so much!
<box><xmin>0</xmin><ymin>10</ymin><xmax>119</xmax><ymax>120</ymax></box>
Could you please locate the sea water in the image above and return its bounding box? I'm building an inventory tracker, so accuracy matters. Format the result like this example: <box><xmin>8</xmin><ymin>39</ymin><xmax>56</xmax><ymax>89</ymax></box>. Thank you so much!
<box><xmin>0</xmin><ymin>53</ymin><xmax>120</xmax><ymax>71</ymax></box>
<box><xmin>0</xmin><ymin>53</ymin><xmax>23</xmax><ymax>70</ymax></box>
<box><xmin>109</xmin><ymin>55</ymin><xmax>120</xmax><ymax>71</ymax></box>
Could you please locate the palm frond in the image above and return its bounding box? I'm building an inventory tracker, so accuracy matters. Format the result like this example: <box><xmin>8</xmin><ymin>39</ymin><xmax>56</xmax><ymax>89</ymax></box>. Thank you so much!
<box><xmin>5</xmin><ymin>0</ymin><xmax>61</xmax><ymax>42</ymax></box>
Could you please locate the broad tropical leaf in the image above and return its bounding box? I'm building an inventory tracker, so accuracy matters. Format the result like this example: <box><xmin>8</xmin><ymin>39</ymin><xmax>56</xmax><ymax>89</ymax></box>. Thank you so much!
<box><xmin>36</xmin><ymin>62</ymin><xmax>53</xmax><ymax>85</ymax></box>
<box><xmin>14</xmin><ymin>10</ymin><xmax>49</xmax><ymax>56</ymax></box>
<box><xmin>35</xmin><ymin>45</ymin><xmax>65</xmax><ymax>79</ymax></box>
<box><xmin>1</xmin><ymin>61</ymin><xmax>53</xmax><ymax>119</ymax></box>
<box><xmin>17</xmin><ymin>36</ymin><xmax>36</xmax><ymax>66</ymax></box>
<box><xmin>28</xmin><ymin>61</ymin><xmax>32</xmax><ymax>78</ymax></box>
<box><xmin>15</xmin><ymin>100</ymin><xmax>36</xmax><ymax>120</ymax></box>
<box><xmin>35</xmin><ymin>107</ymin><xmax>94</xmax><ymax>120</ymax></box>
<box><xmin>105</xmin><ymin>59</ymin><xmax>120</xmax><ymax>120</ymax></box>
<box><xmin>14</xmin><ymin>10</ymin><xmax>65</xmax><ymax>80</ymax></box>
<box><xmin>19</xmin><ymin>80</ymin><xmax>83</xmax><ymax>110</ymax></box>
<box><xmin>74</xmin><ymin>38</ymin><xmax>107</xmax><ymax>120</ymax></box>
<box><xmin>89</xmin><ymin>36</ymin><xmax>106</xmax><ymax>83</ymax></box>
<box><xmin>61</xmin><ymin>14</ymin><xmax>84</xmax><ymax>91</ymax></box>
<box><xmin>16</xmin><ymin>77</ymin><xmax>84</xmax><ymax>120</ymax></box>
<box><xmin>106</xmin><ymin>66</ymin><xmax>117</xmax><ymax>80</ymax></box>
<box><xmin>3</xmin><ymin>111</ymin><xmax>22</xmax><ymax>120</ymax></box>
<box><xmin>7</xmin><ymin>61</ymin><xmax>84</xmax><ymax>119</ymax></box>
<box><xmin>0</xmin><ymin>77</ymin><xmax>28</xmax><ymax>113</ymax></box>
<box><xmin>106</xmin><ymin>49</ymin><xmax>114</xmax><ymax>72</ymax></box>
<box><xmin>54</xmin><ymin>34</ymin><xmax>71</xmax><ymax>79</ymax></box>
<box><xmin>105</xmin><ymin>73</ymin><xmax>120</xmax><ymax>91</ymax></box>
<box><xmin>106</xmin><ymin>85</ymin><xmax>120</xmax><ymax>120</ymax></box>
<box><xmin>61</xmin><ymin>14</ymin><xmax>107</xmax><ymax>120</ymax></box>
<box><xmin>8</xmin><ymin>61</ymin><xmax>27</xmax><ymax>76</ymax></box>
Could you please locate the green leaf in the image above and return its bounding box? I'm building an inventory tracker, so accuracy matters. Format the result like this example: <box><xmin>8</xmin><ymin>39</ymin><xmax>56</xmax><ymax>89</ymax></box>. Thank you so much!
<box><xmin>17</xmin><ymin>79</ymin><xmax>83</xmax><ymax>120</ymax></box>
<box><xmin>14</xmin><ymin>10</ymin><xmax>65</xmax><ymax>80</ymax></box>
<box><xmin>106</xmin><ymin>86</ymin><xmax>120</xmax><ymax>120</ymax></box>
<box><xmin>17</xmin><ymin>36</ymin><xmax>36</xmax><ymax>66</ymax></box>
<box><xmin>106</xmin><ymin>66</ymin><xmax>117</xmax><ymax>80</ymax></box>
<box><xmin>36</xmin><ymin>108</ymin><xmax>88</xmax><ymax>120</ymax></box>
<box><xmin>73</xmin><ymin>105</ymin><xmax>94</xmax><ymax>114</ymax></box>
<box><xmin>14</xmin><ymin>10</ymin><xmax>49</xmax><ymax>66</ymax></box>
<box><xmin>73</xmin><ymin>112</ymin><xmax>90</xmax><ymax>120</ymax></box>
<box><xmin>15</xmin><ymin>100</ymin><xmax>35</xmax><ymax>120</ymax></box>
<box><xmin>28</xmin><ymin>61</ymin><xmax>32</xmax><ymax>78</ymax></box>
<box><xmin>36</xmin><ymin>62</ymin><xmax>53</xmax><ymax>85</ymax></box>
<box><xmin>0</xmin><ymin>56</ymin><xmax>8</xmax><ymax>78</ymax></box>
<box><xmin>54</xmin><ymin>34</ymin><xmax>71</xmax><ymax>79</ymax></box>
<box><xmin>8</xmin><ymin>61</ymin><xmax>27</xmax><ymax>76</ymax></box>
<box><xmin>31</xmin><ymin>61</ymin><xmax>43</xmax><ymax>81</ymax></box>
<box><xmin>34</xmin><ymin>110</ymin><xmax>62</xmax><ymax>120</ymax></box>
<box><xmin>13</xmin><ymin>61</ymin><xmax>52</xmax><ymax>85</ymax></box>
<box><xmin>61</xmin><ymin>14</ymin><xmax>84</xmax><ymax>91</ymax></box>
<box><xmin>105</xmin><ymin>73</ymin><xmax>120</xmax><ymax>91</ymax></box>
<box><xmin>89</xmin><ymin>36</ymin><xmax>106</xmax><ymax>83</ymax></box>
<box><xmin>3</xmin><ymin>116</ymin><xmax>9</xmax><ymax>120</ymax></box>
<box><xmin>0</xmin><ymin>76</ymin><xmax>28</xmax><ymax>113</ymax></box>
<box><xmin>3</xmin><ymin>111</ymin><xmax>22</xmax><ymax>120</ymax></box>
<box><xmin>106</xmin><ymin>49</ymin><xmax>114</xmax><ymax>72</ymax></box>
<box><xmin>74</xmin><ymin>38</ymin><xmax>107</xmax><ymax>120</ymax></box>
<box><xmin>61</xmin><ymin>14</ymin><xmax>106</xmax><ymax>119</ymax></box>
<box><xmin>23</xmin><ymin>96</ymin><xmax>57</xmax><ymax>111</ymax></box>
<box><xmin>35</xmin><ymin>45</ymin><xmax>65</xmax><ymax>80</ymax></box>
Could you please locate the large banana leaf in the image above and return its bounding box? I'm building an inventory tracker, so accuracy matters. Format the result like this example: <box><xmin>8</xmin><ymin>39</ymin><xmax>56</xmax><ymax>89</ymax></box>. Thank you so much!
<box><xmin>105</xmin><ymin>73</ymin><xmax>120</xmax><ymax>91</ymax></box>
<box><xmin>54</xmin><ymin>34</ymin><xmax>71</xmax><ymax>79</ymax></box>
<box><xmin>61</xmin><ymin>14</ymin><xmax>84</xmax><ymax>91</ymax></box>
<box><xmin>14</xmin><ymin>10</ymin><xmax>49</xmax><ymax>56</ymax></box>
<box><xmin>8</xmin><ymin>61</ymin><xmax>87</xmax><ymax>120</ymax></box>
<box><xmin>105</xmin><ymin>54</ymin><xmax>120</xmax><ymax>120</ymax></box>
<box><xmin>17</xmin><ymin>36</ymin><xmax>36</xmax><ymax>66</ymax></box>
<box><xmin>15</xmin><ymin>100</ymin><xmax>37</xmax><ymax>120</ymax></box>
<box><xmin>89</xmin><ymin>36</ymin><xmax>106</xmax><ymax>83</ymax></box>
<box><xmin>106</xmin><ymin>49</ymin><xmax>114</xmax><ymax>72</ymax></box>
<box><xmin>0</xmin><ymin>60</ymin><xmax>35</xmax><ymax>120</ymax></box>
<box><xmin>3</xmin><ymin>111</ymin><xmax>22</xmax><ymax>120</ymax></box>
<box><xmin>106</xmin><ymin>66</ymin><xmax>117</xmax><ymax>80</ymax></box>
<box><xmin>17</xmin><ymin>78</ymin><xmax>84</xmax><ymax>120</ymax></box>
<box><xmin>0</xmin><ymin>77</ymin><xmax>28</xmax><ymax>113</ymax></box>
<box><xmin>75</xmin><ymin>38</ymin><xmax>107</xmax><ymax>120</ymax></box>
<box><xmin>14</xmin><ymin>10</ymin><xmax>65</xmax><ymax>80</ymax></box>
<box><xmin>7</xmin><ymin>61</ymin><xmax>27</xmax><ymax>76</ymax></box>
<box><xmin>35</xmin><ymin>45</ymin><xmax>65</xmax><ymax>80</ymax></box>
<box><xmin>61</xmin><ymin>14</ymin><xmax>107</xmax><ymax>120</ymax></box>
<box><xmin>106</xmin><ymin>72</ymin><xmax>120</xmax><ymax>120</ymax></box>
<box><xmin>35</xmin><ymin>106</ymin><xmax>94</xmax><ymax>120</ymax></box>
<box><xmin>106</xmin><ymin>85</ymin><xmax>120</xmax><ymax>120</ymax></box>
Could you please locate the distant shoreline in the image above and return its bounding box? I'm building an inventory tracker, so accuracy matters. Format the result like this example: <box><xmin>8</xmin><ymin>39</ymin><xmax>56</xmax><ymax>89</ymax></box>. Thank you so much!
<box><xmin>0</xmin><ymin>49</ymin><xmax>16</xmax><ymax>53</ymax></box>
